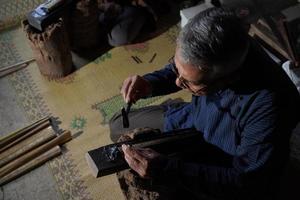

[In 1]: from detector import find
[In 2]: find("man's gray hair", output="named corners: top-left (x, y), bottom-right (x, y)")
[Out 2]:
top-left (177, 7), bottom-right (249, 81)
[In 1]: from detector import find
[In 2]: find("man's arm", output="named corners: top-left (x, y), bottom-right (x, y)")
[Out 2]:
top-left (143, 63), bottom-right (181, 96)
top-left (121, 63), bottom-right (181, 103)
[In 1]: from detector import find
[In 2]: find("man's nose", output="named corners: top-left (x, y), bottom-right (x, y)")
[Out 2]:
top-left (175, 78), bottom-right (185, 89)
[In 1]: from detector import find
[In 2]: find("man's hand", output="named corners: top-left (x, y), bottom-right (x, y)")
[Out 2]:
top-left (122, 144), bottom-right (166, 178)
top-left (121, 75), bottom-right (152, 103)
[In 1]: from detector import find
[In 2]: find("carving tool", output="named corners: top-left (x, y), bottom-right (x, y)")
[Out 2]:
top-left (122, 103), bottom-right (132, 128)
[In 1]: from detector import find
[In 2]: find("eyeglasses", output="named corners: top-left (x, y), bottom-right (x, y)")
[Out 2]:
top-left (170, 61), bottom-right (208, 95)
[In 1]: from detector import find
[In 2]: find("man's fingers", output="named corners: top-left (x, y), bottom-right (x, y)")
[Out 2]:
top-left (122, 145), bottom-right (161, 178)
top-left (140, 149), bottom-right (156, 158)
top-left (121, 78), bottom-right (132, 102)
top-left (123, 147), bottom-right (150, 178)
top-left (122, 144), bottom-right (146, 164)
top-left (124, 153), bottom-right (140, 170)
top-left (124, 154), bottom-right (148, 178)
top-left (133, 147), bottom-right (159, 158)
top-left (126, 76), bottom-right (138, 103)
top-left (121, 76), bottom-right (140, 103)
top-left (123, 145), bottom-right (146, 176)
top-left (120, 75), bottom-right (151, 104)
top-left (122, 145), bottom-right (159, 161)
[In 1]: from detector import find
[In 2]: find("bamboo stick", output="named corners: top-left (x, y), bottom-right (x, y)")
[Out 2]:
top-left (0, 120), bottom-right (51, 153)
top-left (0, 130), bottom-right (71, 178)
top-left (0, 126), bottom-right (56, 168)
top-left (0, 116), bottom-right (50, 147)
top-left (0, 58), bottom-right (35, 73)
top-left (0, 146), bottom-right (61, 186)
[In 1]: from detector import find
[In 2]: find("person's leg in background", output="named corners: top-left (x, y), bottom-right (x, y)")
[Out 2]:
top-left (108, 6), bottom-right (156, 46)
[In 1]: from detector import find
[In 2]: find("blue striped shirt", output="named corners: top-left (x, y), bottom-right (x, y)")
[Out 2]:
top-left (143, 41), bottom-right (300, 198)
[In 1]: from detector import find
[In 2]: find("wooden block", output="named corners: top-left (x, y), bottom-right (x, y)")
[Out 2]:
top-left (86, 144), bottom-right (127, 178)
top-left (86, 129), bottom-right (201, 178)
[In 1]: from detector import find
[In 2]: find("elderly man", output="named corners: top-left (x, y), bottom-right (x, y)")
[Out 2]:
top-left (109, 7), bottom-right (300, 200)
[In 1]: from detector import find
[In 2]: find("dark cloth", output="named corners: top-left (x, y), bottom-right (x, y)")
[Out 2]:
top-left (109, 40), bottom-right (300, 199)
top-left (109, 99), bottom-right (186, 142)
top-left (110, 105), bottom-right (165, 142)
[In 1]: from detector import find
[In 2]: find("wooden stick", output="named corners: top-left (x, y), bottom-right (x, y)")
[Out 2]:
top-left (0, 116), bottom-right (50, 147)
top-left (0, 126), bottom-right (56, 168)
top-left (0, 146), bottom-right (61, 186)
top-left (149, 53), bottom-right (157, 63)
top-left (135, 56), bottom-right (142, 63)
top-left (0, 130), bottom-right (71, 178)
top-left (0, 58), bottom-right (35, 73)
top-left (0, 120), bottom-right (51, 153)
top-left (131, 56), bottom-right (140, 64)
top-left (0, 64), bottom-right (28, 78)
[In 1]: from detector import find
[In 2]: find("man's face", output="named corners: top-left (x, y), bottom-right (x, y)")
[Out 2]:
top-left (173, 50), bottom-right (209, 96)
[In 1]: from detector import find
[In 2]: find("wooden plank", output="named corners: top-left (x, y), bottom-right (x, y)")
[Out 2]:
top-left (0, 146), bottom-right (61, 186)
top-left (250, 23), bottom-right (290, 60)
top-left (0, 126), bottom-right (56, 168)
top-left (0, 130), bottom-right (72, 178)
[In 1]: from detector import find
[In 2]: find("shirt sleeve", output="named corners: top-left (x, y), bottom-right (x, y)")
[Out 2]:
top-left (143, 63), bottom-right (181, 96)
top-left (160, 91), bottom-right (280, 195)
top-left (164, 102), bottom-right (195, 131)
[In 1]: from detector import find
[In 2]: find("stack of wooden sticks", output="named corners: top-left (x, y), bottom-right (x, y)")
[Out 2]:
top-left (0, 116), bottom-right (72, 185)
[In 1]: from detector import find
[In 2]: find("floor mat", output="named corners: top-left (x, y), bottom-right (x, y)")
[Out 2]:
top-left (1, 25), bottom-right (191, 199)
top-left (0, 0), bottom-right (44, 31)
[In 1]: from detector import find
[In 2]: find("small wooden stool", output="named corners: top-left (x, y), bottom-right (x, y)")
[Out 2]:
top-left (23, 19), bottom-right (73, 79)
